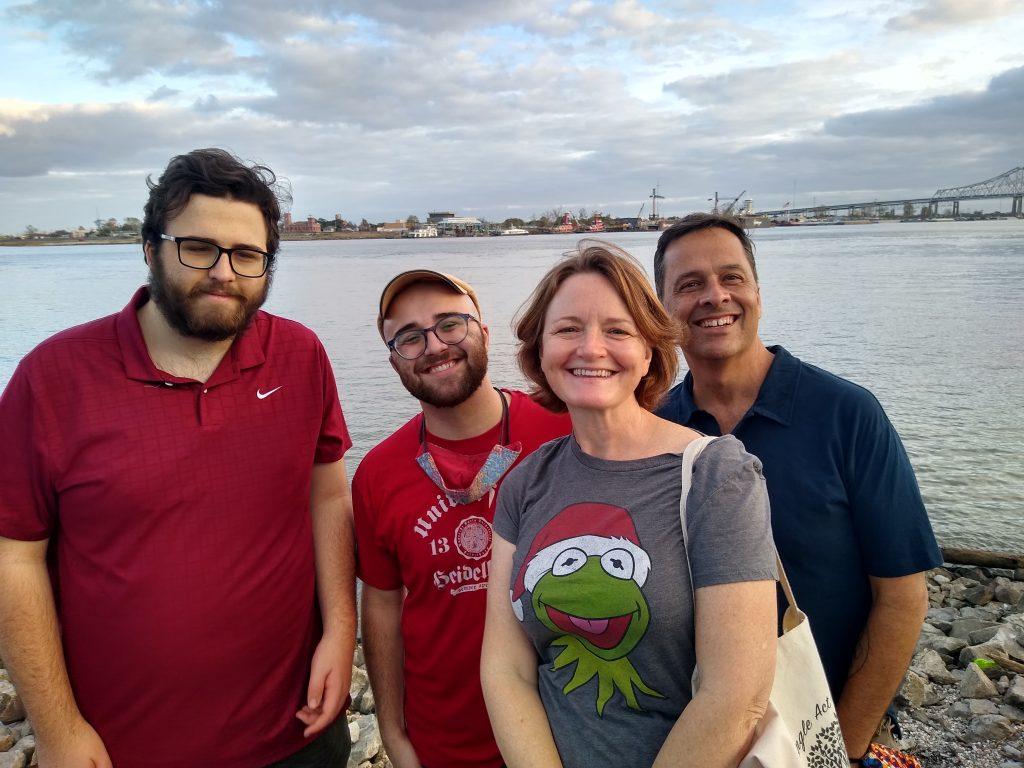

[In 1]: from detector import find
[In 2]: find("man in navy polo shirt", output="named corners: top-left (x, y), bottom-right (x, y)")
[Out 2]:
top-left (0, 149), bottom-right (355, 768)
top-left (653, 213), bottom-right (941, 763)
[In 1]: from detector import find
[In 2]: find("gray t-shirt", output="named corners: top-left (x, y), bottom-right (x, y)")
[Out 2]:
top-left (493, 434), bottom-right (776, 768)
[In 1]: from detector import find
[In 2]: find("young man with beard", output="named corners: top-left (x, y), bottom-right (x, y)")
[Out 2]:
top-left (0, 149), bottom-right (355, 768)
top-left (652, 213), bottom-right (941, 764)
top-left (354, 271), bottom-right (570, 768)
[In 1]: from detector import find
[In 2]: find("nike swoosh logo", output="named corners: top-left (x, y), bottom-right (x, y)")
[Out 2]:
top-left (256, 386), bottom-right (283, 400)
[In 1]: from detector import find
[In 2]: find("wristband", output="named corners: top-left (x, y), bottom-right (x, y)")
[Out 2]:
top-left (850, 753), bottom-right (882, 767)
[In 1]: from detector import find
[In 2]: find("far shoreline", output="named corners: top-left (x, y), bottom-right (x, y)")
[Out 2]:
top-left (0, 231), bottom-right (391, 248)
top-left (2, 217), bottom-right (1021, 249)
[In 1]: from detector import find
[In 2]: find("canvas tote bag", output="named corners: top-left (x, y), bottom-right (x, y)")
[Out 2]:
top-left (679, 436), bottom-right (848, 768)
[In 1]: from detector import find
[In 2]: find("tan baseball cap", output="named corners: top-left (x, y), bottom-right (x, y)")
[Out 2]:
top-left (377, 269), bottom-right (482, 339)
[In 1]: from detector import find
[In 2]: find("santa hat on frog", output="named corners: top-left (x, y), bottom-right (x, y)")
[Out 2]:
top-left (509, 502), bottom-right (652, 621)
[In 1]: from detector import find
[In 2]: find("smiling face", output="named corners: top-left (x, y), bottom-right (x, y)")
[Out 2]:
top-left (540, 272), bottom-right (652, 413)
top-left (145, 193), bottom-right (270, 342)
top-left (532, 550), bottom-right (650, 661)
top-left (382, 282), bottom-right (490, 408)
top-left (660, 227), bottom-right (762, 364)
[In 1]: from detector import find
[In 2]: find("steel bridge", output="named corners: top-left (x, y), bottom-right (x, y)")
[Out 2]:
top-left (753, 166), bottom-right (1024, 218)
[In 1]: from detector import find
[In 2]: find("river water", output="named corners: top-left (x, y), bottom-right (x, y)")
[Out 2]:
top-left (2, 221), bottom-right (1023, 551)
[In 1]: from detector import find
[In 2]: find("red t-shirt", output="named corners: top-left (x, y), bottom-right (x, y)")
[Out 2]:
top-left (353, 391), bottom-right (570, 768)
top-left (0, 288), bottom-right (351, 768)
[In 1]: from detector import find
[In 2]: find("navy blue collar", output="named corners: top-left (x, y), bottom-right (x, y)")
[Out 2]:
top-left (672, 345), bottom-right (801, 427)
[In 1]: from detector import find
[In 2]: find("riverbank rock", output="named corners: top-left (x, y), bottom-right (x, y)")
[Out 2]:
top-left (0, 684), bottom-right (24, 725)
top-left (1002, 705), bottom-right (1024, 723)
top-left (348, 714), bottom-right (382, 767)
top-left (969, 715), bottom-right (1015, 743)
top-left (912, 648), bottom-right (960, 684)
top-left (9, 739), bottom-right (32, 766)
top-left (899, 671), bottom-right (930, 707)
top-left (1007, 677), bottom-right (1024, 707)
top-left (0, 732), bottom-right (31, 768)
top-left (899, 563), bottom-right (1024, 765)
top-left (350, 665), bottom-right (371, 713)
top-left (952, 699), bottom-right (999, 719)
top-left (919, 632), bottom-right (968, 657)
top-left (927, 606), bottom-right (957, 632)
top-left (997, 582), bottom-right (1024, 606)
top-left (963, 663), bottom-right (1001, 699)
top-left (952, 617), bottom-right (1000, 640)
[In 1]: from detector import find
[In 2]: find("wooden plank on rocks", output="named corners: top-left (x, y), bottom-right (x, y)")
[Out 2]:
top-left (987, 650), bottom-right (1024, 675)
top-left (941, 547), bottom-right (1024, 570)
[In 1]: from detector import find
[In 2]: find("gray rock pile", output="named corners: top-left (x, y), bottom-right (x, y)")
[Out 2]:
top-left (898, 564), bottom-right (1024, 766)
top-left (0, 667), bottom-right (35, 768)
top-left (347, 645), bottom-right (391, 768)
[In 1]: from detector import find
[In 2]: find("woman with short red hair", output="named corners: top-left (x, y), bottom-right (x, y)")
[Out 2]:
top-left (481, 240), bottom-right (778, 768)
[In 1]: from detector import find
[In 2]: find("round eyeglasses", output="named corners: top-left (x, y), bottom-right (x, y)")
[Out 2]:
top-left (386, 313), bottom-right (480, 360)
top-left (160, 234), bottom-right (270, 278)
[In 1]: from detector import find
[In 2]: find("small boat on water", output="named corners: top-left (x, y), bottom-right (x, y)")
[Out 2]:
top-left (500, 227), bottom-right (529, 236)
top-left (551, 213), bottom-right (576, 234)
top-left (547, 213), bottom-right (606, 234)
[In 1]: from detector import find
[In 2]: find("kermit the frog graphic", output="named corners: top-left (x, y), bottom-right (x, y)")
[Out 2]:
top-left (510, 502), bottom-right (663, 716)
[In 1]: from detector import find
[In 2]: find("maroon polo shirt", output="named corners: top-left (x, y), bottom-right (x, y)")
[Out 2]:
top-left (0, 287), bottom-right (351, 768)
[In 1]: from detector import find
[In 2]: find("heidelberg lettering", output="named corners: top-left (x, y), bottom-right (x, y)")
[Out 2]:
top-left (433, 560), bottom-right (490, 593)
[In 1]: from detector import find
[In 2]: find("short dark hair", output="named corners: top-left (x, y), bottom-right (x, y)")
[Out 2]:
top-left (653, 213), bottom-right (757, 298)
top-left (142, 148), bottom-right (290, 263)
top-left (515, 240), bottom-right (682, 413)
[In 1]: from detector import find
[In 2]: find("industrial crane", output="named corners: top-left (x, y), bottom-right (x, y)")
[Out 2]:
top-left (722, 190), bottom-right (746, 215)
top-left (650, 186), bottom-right (664, 219)
top-left (710, 190), bottom-right (746, 214)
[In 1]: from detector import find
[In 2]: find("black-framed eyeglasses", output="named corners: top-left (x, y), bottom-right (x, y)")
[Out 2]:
top-left (159, 234), bottom-right (270, 278)
top-left (386, 313), bottom-right (480, 360)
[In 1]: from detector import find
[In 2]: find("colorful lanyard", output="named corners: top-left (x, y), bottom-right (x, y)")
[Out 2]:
top-left (415, 389), bottom-right (522, 506)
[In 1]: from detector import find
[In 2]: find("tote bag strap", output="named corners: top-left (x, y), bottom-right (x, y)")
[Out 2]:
top-left (678, 436), bottom-right (800, 616)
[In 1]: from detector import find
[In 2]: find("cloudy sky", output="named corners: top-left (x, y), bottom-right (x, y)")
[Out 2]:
top-left (1, 0), bottom-right (1022, 233)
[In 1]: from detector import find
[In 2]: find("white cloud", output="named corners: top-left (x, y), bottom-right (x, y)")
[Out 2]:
top-left (1, 0), bottom-right (1023, 232)
top-left (887, 0), bottom-right (1017, 31)
top-left (664, 53), bottom-right (868, 140)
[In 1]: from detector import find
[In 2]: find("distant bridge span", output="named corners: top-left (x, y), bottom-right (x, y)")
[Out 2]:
top-left (753, 166), bottom-right (1024, 218)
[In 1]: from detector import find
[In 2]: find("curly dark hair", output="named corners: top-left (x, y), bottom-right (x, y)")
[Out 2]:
top-left (141, 148), bottom-right (291, 264)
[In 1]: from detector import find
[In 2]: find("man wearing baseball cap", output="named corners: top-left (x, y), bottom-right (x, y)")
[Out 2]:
top-left (354, 270), bottom-right (569, 768)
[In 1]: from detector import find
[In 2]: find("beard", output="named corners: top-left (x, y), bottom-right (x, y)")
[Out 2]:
top-left (148, 257), bottom-right (270, 342)
top-left (397, 340), bottom-right (489, 408)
